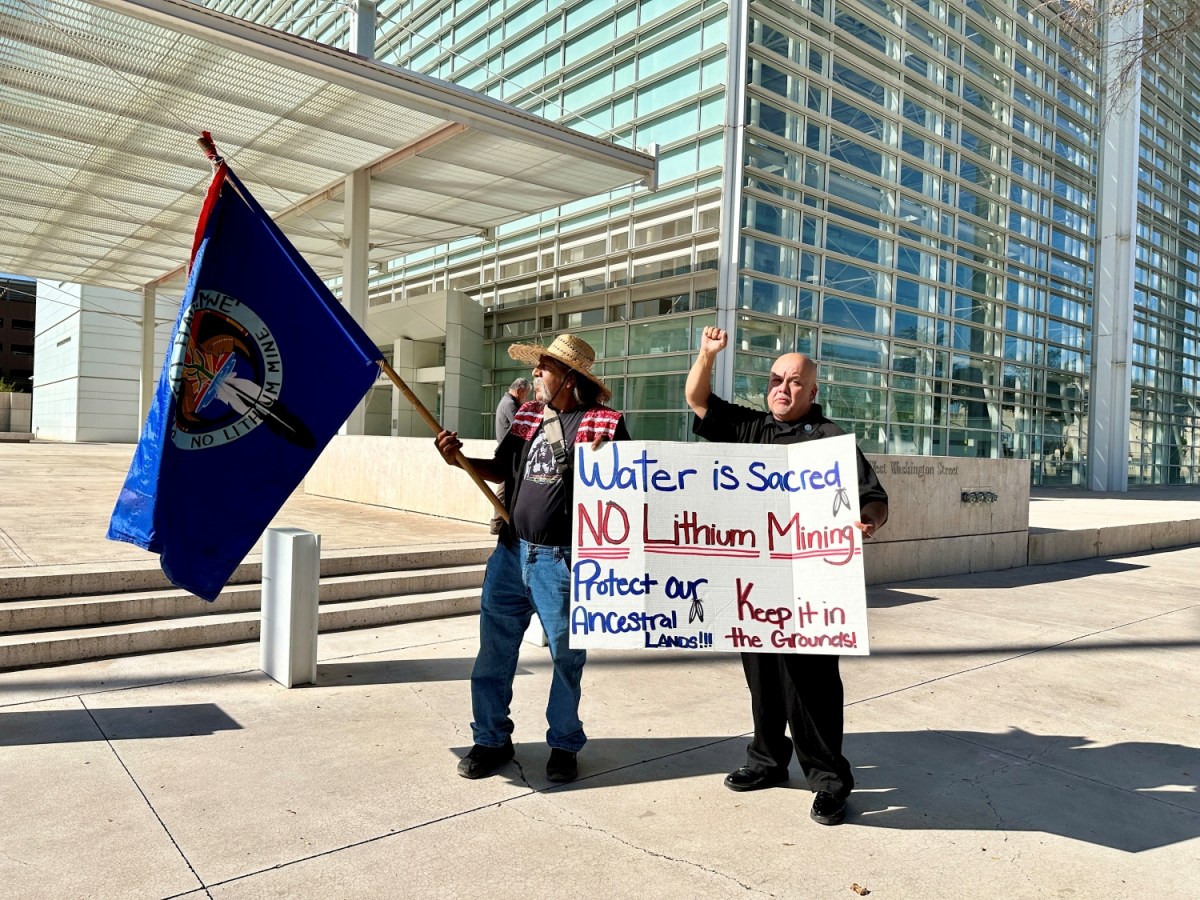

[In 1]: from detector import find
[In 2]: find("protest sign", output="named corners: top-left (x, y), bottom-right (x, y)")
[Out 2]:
top-left (569, 436), bottom-right (869, 655)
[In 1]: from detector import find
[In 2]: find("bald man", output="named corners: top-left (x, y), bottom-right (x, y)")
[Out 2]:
top-left (685, 326), bottom-right (889, 826)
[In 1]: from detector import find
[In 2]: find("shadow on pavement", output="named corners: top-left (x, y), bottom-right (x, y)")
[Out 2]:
top-left (845, 727), bottom-right (1200, 852)
top-left (876, 556), bottom-right (1150, 592)
top-left (0, 703), bottom-right (241, 745)
top-left (316, 657), bottom-right (495, 685)
top-left (472, 728), bottom-right (1200, 854)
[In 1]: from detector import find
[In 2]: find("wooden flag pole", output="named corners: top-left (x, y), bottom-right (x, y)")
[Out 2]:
top-left (378, 360), bottom-right (509, 524)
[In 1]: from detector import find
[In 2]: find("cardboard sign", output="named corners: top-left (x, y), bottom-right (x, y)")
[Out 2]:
top-left (569, 436), bottom-right (869, 655)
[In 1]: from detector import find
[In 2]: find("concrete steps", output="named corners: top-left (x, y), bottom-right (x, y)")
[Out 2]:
top-left (0, 542), bottom-right (493, 670)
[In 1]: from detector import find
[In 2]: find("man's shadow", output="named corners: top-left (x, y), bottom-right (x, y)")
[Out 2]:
top-left (845, 727), bottom-right (1198, 852)
top-left (490, 726), bottom-right (1198, 853)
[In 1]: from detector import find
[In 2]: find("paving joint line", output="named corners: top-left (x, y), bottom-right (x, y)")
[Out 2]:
top-left (79, 695), bottom-right (212, 899)
top-left (0, 526), bottom-right (35, 566)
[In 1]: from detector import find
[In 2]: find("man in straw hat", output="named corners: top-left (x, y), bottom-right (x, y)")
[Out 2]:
top-left (685, 325), bottom-right (888, 826)
top-left (435, 333), bottom-right (630, 783)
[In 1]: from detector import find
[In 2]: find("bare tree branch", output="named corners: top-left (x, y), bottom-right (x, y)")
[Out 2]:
top-left (1037, 0), bottom-right (1200, 91)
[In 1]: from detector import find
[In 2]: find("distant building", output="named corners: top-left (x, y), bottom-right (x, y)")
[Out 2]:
top-left (0, 275), bottom-right (36, 390)
top-left (31, 282), bottom-right (175, 442)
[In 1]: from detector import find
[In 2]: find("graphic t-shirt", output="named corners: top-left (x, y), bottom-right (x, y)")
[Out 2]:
top-left (511, 407), bottom-right (588, 546)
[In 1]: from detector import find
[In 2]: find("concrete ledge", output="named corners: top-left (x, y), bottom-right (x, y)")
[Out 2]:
top-left (1099, 523), bottom-right (1154, 558)
top-left (1151, 519), bottom-right (1195, 550)
top-left (865, 454), bottom-right (1030, 541)
top-left (306, 435), bottom-right (495, 522)
top-left (1029, 529), bottom-right (1100, 565)
top-left (0, 432), bottom-right (33, 442)
top-left (1029, 518), bottom-right (1200, 565)
top-left (867, 530), bottom-right (1027, 583)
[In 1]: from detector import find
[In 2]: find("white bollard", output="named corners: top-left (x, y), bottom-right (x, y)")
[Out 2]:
top-left (260, 527), bottom-right (321, 687)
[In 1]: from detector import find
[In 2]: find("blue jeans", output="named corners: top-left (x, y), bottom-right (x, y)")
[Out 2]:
top-left (470, 540), bottom-right (587, 752)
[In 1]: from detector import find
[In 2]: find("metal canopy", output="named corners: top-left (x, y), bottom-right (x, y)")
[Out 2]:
top-left (0, 0), bottom-right (656, 291)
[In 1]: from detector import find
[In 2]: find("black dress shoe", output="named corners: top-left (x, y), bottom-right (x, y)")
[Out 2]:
top-left (810, 790), bottom-right (847, 825)
top-left (546, 748), bottom-right (578, 783)
top-left (723, 766), bottom-right (789, 792)
top-left (457, 740), bottom-right (514, 779)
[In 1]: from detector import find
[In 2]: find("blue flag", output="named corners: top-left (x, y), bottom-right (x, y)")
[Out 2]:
top-left (108, 161), bottom-right (382, 600)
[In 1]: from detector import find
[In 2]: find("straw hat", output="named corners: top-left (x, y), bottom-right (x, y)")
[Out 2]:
top-left (508, 333), bottom-right (611, 403)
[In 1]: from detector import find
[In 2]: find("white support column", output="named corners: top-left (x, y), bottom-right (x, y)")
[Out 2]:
top-left (260, 527), bottom-right (321, 688)
top-left (341, 167), bottom-right (371, 436)
top-left (341, 0), bottom-right (375, 437)
top-left (713, 0), bottom-right (750, 400)
top-left (1088, 3), bottom-right (1144, 492)
top-left (442, 291), bottom-right (485, 436)
top-left (391, 337), bottom-right (440, 436)
top-left (349, 1), bottom-right (377, 58)
top-left (139, 285), bottom-right (156, 422)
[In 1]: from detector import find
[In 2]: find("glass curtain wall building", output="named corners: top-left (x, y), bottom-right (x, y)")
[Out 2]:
top-left (1132, 3), bottom-right (1200, 486)
top-left (210, 0), bottom-right (1200, 487)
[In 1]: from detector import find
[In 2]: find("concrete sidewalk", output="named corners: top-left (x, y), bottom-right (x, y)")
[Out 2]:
top-left (0, 442), bottom-right (492, 570)
top-left (1, 549), bottom-right (1197, 896)
top-left (1, 441), bottom-right (1198, 897)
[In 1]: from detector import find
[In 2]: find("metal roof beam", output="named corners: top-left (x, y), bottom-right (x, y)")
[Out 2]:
top-left (95, 0), bottom-right (655, 180)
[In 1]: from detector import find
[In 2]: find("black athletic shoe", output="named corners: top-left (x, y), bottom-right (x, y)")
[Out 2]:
top-left (457, 740), bottom-right (514, 779)
top-left (546, 748), bottom-right (578, 783)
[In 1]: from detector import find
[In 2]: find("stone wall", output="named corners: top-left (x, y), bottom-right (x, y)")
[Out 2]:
top-left (862, 454), bottom-right (1030, 583)
top-left (306, 434), bottom-right (498, 522)
top-left (0, 392), bottom-right (32, 437)
top-left (307, 436), bottom-right (1033, 584)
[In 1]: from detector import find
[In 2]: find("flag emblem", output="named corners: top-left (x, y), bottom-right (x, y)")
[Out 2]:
top-left (170, 290), bottom-right (285, 449)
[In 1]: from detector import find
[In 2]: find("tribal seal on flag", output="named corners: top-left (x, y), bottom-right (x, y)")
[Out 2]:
top-left (169, 290), bottom-right (313, 450)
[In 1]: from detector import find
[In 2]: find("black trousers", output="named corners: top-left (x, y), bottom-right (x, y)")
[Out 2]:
top-left (740, 651), bottom-right (854, 799)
